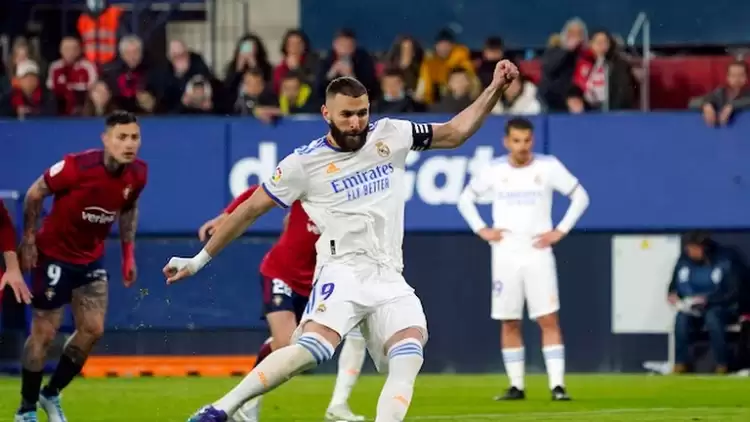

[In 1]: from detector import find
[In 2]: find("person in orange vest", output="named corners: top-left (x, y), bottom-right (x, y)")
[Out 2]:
top-left (77, 0), bottom-right (125, 66)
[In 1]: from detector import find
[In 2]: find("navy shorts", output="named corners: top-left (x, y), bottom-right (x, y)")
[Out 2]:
top-left (31, 253), bottom-right (108, 310)
top-left (260, 275), bottom-right (308, 322)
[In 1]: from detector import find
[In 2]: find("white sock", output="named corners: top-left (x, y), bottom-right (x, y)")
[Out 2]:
top-left (543, 344), bottom-right (565, 389)
top-left (328, 331), bottom-right (367, 409)
top-left (501, 347), bottom-right (525, 390)
top-left (375, 339), bottom-right (424, 422)
top-left (214, 333), bottom-right (334, 415)
top-left (232, 396), bottom-right (262, 421)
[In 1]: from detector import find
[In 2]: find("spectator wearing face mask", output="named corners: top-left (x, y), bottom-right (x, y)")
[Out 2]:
top-left (372, 69), bottom-right (423, 114)
top-left (416, 28), bottom-right (476, 105)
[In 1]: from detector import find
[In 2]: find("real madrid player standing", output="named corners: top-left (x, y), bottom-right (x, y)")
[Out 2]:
top-left (164, 60), bottom-right (519, 422)
top-left (457, 117), bottom-right (589, 401)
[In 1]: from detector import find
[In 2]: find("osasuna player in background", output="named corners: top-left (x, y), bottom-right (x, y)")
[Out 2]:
top-left (198, 185), bottom-right (366, 422)
top-left (165, 60), bottom-right (518, 422)
top-left (15, 111), bottom-right (147, 422)
top-left (1, 201), bottom-right (32, 304)
top-left (456, 117), bottom-right (589, 401)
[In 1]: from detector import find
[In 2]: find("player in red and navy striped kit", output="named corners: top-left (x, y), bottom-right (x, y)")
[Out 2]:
top-left (0, 201), bottom-right (32, 305)
top-left (198, 185), bottom-right (366, 421)
top-left (15, 111), bottom-right (147, 422)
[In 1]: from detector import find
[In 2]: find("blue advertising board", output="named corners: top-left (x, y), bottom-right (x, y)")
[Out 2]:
top-left (1, 112), bottom-right (749, 233)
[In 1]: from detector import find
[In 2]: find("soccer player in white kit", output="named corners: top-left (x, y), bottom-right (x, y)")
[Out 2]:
top-left (457, 117), bottom-right (590, 401)
top-left (164, 60), bottom-right (519, 422)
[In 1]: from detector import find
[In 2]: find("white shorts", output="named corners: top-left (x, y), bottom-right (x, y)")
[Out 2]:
top-left (292, 261), bottom-right (428, 373)
top-left (490, 243), bottom-right (560, 321)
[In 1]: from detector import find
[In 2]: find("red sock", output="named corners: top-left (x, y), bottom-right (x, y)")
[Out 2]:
top-left (253, 342), bottom-right (273, 368)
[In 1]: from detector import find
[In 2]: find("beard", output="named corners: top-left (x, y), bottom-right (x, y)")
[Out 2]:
top-left (329, 121), bottom-right (369, 152)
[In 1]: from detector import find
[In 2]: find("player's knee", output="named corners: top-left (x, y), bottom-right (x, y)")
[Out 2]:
top-left (384, 326), bottom-right (426, 352)
top-left (536, 312), bottom-right (560, 331)
top-left (502, 319), bottom-right (522, 334)
top-left (300, 320), bottom-right (342, 346)
top-left (295, 332), bottom-right (336, 365)
top-left (30, 325), bottom-right (57, 347)
top-left (78, 318), bottom-right (105, 339)
top-left (31, 319), bottom-right (58, 345)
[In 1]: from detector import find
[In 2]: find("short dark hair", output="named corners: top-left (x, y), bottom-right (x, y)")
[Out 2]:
top-left (335, 28), bottom-right (356, 40)
top-left (105, 110), bottom-right (137, 127)
top-left (244, 68), bottom-right (265, 79)
top-left (283, 70), bottom-right (304, 83)
top-left (683, 230), bottom-right (712, 247)
top-left (326, 76), bottom-right (367, 99)
top-left (382, 68), bottom-right (404, 79)
top-left (484, 36), bottom-right (504, 50)
top-left (505, 117), bottom-right (534, 134)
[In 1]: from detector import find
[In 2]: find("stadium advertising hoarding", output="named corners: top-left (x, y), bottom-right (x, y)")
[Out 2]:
top-left (1, 113), bottom-right (749, 233)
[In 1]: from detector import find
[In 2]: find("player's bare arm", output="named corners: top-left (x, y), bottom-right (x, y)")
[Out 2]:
top-left (164, 188), bottom-right (277, 283)
top-left (119, 201), bottom-right (139, 286)
top-left (20, 175), bottom-right (53, 270)
top-left (430, 60), bottom-right (519, 150)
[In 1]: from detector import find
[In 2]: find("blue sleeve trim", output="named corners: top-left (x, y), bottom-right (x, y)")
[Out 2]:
top-left (261, 183), bottom-right (290, 209)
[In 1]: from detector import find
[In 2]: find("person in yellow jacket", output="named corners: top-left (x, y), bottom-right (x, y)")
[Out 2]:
top-left (416, 29), bottom-right (479, 105)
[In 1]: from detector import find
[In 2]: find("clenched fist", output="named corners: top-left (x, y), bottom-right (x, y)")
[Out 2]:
top-left (492, 60), bottom-right (520, 88)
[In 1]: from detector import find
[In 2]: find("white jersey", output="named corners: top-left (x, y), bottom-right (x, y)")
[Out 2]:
top-left (466, 154), bottom-right (579, 237)
top-left (262, 118), bottom-right (432, 272)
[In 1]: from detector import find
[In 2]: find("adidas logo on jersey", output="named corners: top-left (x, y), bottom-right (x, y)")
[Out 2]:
top-left (326, 162), bottom-right (340, 174)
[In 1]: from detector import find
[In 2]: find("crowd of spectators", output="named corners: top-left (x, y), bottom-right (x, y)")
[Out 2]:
top-left (0, 16), bottom-right (746, 123)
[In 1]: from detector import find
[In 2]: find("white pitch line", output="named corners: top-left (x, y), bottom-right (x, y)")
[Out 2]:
top-left (406, 407), bottom-right (748, 420)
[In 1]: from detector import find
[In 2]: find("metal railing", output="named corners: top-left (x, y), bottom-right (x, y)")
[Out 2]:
top-left (627, 12), bottom-right (651, 111)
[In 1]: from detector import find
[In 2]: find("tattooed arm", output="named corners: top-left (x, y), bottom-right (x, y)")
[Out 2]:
top-left (20, 176), bottom-right (53, 270)
top-left (120, 201), bottom-right (139, 285)
top-left (119, 202), bottom-right (138, 243)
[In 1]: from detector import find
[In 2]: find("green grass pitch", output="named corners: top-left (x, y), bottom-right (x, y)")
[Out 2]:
top-left (1, 374), bottom-right (748, 421)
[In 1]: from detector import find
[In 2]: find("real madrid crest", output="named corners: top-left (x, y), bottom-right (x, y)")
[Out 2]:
top-left (123, 185), bottom-right (132, 200)
top-left (316, 303), bottom-right (327, 313)
top-left (45, 288), bottom-right (56, 300)
top-left (273, 295), bottom-right (283, 306)
top-left (376, 141), bottom-right (390, 157)
top-left (534, 175), bottom-right (542, 185)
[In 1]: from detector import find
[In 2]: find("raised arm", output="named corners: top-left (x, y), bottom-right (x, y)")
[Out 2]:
top-left (430, 60), bottom-right (519, 150)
